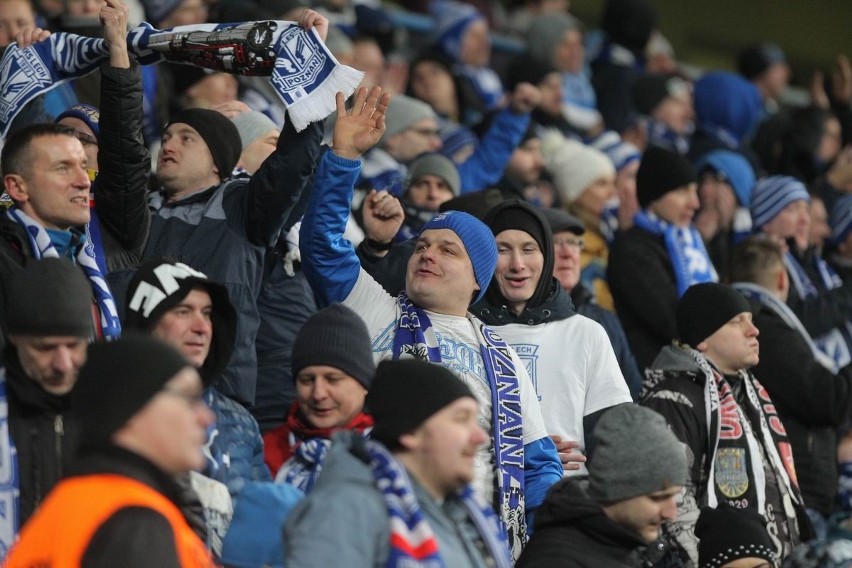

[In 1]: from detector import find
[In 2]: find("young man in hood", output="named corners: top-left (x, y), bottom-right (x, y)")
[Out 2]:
top-left (470, 200), bottom-right (632, 476)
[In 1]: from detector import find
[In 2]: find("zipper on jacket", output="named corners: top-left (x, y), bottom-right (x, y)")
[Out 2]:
top-left (54, 414), bottom-right (64, 477)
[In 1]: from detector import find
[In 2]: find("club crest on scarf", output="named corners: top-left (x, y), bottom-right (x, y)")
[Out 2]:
top-left (0, 20), bottom-right (364, 137)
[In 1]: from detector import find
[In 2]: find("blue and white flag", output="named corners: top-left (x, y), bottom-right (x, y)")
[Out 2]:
top-left (0, 20), bottom-right (363, 137)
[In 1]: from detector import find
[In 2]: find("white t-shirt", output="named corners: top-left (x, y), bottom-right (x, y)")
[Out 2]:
top-left (495, 315), bottom-right (632, 476)
top-left (344, 269), bottom-right (549, 498)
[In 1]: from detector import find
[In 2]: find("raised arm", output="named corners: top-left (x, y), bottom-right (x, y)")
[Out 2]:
top-left (300, 86), bottom-right (390, 305)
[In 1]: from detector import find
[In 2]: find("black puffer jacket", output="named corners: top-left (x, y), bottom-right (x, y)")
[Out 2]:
top-left (517, 478), bottom-right (655, 568)
top-left (5, 346), bottom-right (81, 526)
top-left (91, 59), bottom-right (151, 273)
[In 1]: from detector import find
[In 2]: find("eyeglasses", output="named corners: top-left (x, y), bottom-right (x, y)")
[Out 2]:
top-left (74, 131), bottom-right (98, 147)
top-left (408, 127), bottom-right (441, 138)
top-left (553, 237), bottom-right (585, 250)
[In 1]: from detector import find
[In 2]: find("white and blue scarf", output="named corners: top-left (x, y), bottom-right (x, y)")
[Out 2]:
top-left (732, 282), bottom-right (839, 374)
top-left (0, 20), bottom-right (363, 137)
top-left (0, 371), bottom-right (19, 560)
top-left (275, 437), bottom-right (330, 494)
top-left (366, 439), bottom-right (509, 568)
top-left (634, 210), bottom-right (718, 297)
top-left (391, 293), bottom-right (526, 559)
top-left (6, 206), bottom-right (120, 340)
top-left (783, 251), bottom-right (852, 370)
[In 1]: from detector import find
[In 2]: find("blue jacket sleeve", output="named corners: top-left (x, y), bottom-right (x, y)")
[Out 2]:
top-left (299, 150), bottom-right (363, 307)
top-left (457, 109), bottom-right (530, 193)
top-left (523, 436), bottom-right (562, 528)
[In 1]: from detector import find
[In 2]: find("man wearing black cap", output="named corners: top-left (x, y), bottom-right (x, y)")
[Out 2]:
top-left (737, 42), bottom-right (790, 110)
top-left (139, 12), bottom-right (328, 408)
top-left (5, 336), bottom-right (217, 567)
top-left (124, 259), bottom-right (271, 499)
top-left (641, 282), bottom-right (808, 567)
top-left (286, 359), bottom-right (510, 568)
top-left (0, 259), bottom-right (93, 555)
top-left (608, 145), bottom-right (717, 370)
top-left (471, 200), bottom-right (632, 477)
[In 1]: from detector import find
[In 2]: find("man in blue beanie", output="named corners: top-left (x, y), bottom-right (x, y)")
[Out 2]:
top-left (300, 86), bottom-right (562, 561)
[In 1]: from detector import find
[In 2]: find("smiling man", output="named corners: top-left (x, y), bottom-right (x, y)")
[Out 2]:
top-left (300, 86), bottom-right (561, 560)
top-left (471, 200), bottom-right (631, 478)
top-left (641, 283), bottom-right (808, 566)
top-left (262, 303), bottom-right (375, 488)
top-left (0, 123), bottom-right (118, 347)
top-left (517, 404), bottom-right (686, 567)
top-left (286, 359), bottom-right (510, 568)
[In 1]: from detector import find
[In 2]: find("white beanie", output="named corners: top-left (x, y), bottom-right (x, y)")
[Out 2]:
top-left (541, 132), bottom-right (615, 204)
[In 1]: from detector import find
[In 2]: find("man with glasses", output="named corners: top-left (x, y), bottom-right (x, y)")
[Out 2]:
top-left (470, 200), bottom-right (632, 478)
top-left (5, 336), bottom-right (218, 567)
top-left (544, 207), bottom-right (643, 399)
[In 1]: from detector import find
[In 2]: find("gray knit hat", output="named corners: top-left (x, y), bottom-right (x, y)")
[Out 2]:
top-left (588, 404), bottom-right (687, 502)
top-left (230, 111), bottom-right (278, 150)
top-left (291, 304), bottom-right (375, 389)
top-left (408, 153), bottom-right (461, 196)
top-left (381, 95), bottom-right (438, 140)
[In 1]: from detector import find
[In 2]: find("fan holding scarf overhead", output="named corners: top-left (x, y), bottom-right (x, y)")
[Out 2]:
top-left (0, 14), bottom-right (364, 137)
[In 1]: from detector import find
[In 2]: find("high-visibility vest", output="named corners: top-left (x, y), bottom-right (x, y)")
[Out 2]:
top-left (5, 473), bottom-right (214, 567)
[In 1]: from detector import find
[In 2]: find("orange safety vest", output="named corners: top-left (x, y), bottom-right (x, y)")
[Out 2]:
top-left (5, 473), bottom-right (214, 568)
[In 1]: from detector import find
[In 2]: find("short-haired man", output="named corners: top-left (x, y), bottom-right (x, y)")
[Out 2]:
top-left (137, 11), bottom-right (328, 407)
top-left (641, 282), bottom-right (809, 566)
top-left (731, 235), bottom-right (852, 537)
top-left (286, 359), bottom-right (510, 568)
top-left (392, 152), bottom-right (461, 241)
top-left (471, 200), bottom-right (632, 475)
top-left (263, 303), bottom-right (375, 487)
top-left (0, 258), bottom-right (93, 555)
top-left (300, 86), bottom-right (561, 559)
top-left (517, 404), bottom-right (687, 567)
top-left (124, 259), bottom-right (271, 497)
top-left (5, 336), bottom-right (216, 566)
top-left (0, 123), bottom-right (120, 347)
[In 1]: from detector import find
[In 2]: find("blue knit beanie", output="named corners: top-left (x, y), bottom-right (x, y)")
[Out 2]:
top-left (695, 150), bottom-right (756, 207)
top-left (830, 195), bottom-right (852, 246)
top-left (420, 211), bottom-right (497, 303)
top-left (589, 130), bottom-right (641, 172)
top-left (430, 0), bottom-right (483, 62)
top-left (55, 104), bottom-right (100, 141)
top-left (750, 175), bottom-right (810, 230)
top-left (694, 72), bottom-right (763, 145)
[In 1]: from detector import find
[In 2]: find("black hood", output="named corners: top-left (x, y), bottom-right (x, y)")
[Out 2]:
top-left (482, 200), bottom-right (555, 313)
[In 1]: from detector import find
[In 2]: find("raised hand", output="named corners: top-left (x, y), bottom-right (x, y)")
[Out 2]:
top-left (101, 0), bottom-right (130, 69)
top-left (13, 27), bottom-right (51, 49)
top-left (332, 86), bottom-right (390, 160)
top-left (298, 8), bottom-right (329, 44)
top-left (362, 189), bottom-right (404, 246)
top-left (550, 434), bottom-right (587, 472)
top-left (508, 82), bottom-right (542, 115)
top-left (211, 100), bottom-right (252, 119)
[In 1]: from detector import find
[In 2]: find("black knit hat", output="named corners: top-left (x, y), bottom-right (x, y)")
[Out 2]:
top-left (5, 258), bottom-right (93, 337)
top-left (291, 304), bottom-right (375, 389)
top-left (600, 0), bottom-right (657, 55)
top-left (636, 146), bottom-right (697, 208)
top-left (633, 73), bottom-right (689, 116)
top-left (737, 42), bottom-right (786, 80)
top-left (368, 360), bottom-right (475, 448)
top-left (695, 505), bottom-right (775, 568)
top-left (166, 108), bottom-right (242, 181)
top-left (74, 335), bottom-right (193, 445)
top-left (124, 259), bottom-right (236, 386)
top-left (676, 283), bottom-right (751, 348)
